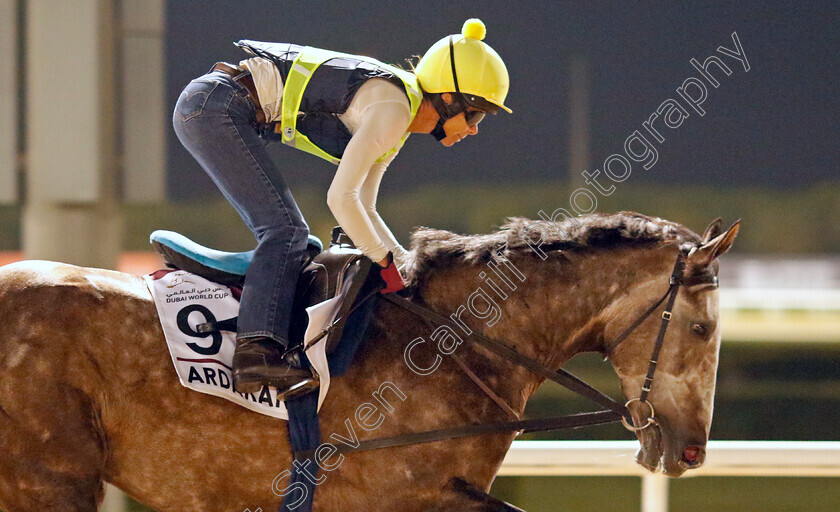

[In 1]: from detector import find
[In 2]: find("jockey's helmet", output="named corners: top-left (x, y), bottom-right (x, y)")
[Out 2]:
top-left (414, 18), bottom-right (512, 114)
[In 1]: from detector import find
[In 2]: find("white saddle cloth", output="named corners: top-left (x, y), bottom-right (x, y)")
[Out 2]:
top-left (144, 270), bottom-right (338, 420)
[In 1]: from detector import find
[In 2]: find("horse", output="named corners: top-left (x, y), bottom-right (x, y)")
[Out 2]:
top-left (0, 212), bottom-right (738, 512)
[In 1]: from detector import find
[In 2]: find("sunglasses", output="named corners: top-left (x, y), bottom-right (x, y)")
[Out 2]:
top-left (464, 109), bottom-right (486, 127)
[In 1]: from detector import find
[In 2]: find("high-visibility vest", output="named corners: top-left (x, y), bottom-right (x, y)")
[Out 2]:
top-left (237, 41), bottom-right (423, 165)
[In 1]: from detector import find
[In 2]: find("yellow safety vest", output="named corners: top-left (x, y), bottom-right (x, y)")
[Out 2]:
top-left (278, 46), bottom-right (423, 165)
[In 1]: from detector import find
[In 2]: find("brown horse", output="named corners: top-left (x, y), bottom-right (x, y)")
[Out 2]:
top-left (0, 212), bottom-right (738, 512)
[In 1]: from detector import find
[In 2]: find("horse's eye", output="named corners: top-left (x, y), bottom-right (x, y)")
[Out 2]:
top-left (692, 323), bottom-right (708, 336)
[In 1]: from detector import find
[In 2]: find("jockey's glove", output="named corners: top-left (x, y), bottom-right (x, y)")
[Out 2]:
top-left (378, 252), bottom-right (405, 294)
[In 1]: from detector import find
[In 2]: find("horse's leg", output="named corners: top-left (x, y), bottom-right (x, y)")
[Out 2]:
top-left (0, 382), bottom-right (106, 511)
top-left (423, 477), bottom-right (526, 512)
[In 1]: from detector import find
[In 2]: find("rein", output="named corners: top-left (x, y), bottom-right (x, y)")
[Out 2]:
top-left (295, 252), bottom-right (695, 459)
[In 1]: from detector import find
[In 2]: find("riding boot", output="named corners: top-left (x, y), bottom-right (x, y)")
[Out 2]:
top-left (232, 337), bottom-right (320, 400)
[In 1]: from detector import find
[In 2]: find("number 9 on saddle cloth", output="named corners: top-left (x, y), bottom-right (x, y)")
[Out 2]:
top-left (149, 227), bottom-right (378, 364)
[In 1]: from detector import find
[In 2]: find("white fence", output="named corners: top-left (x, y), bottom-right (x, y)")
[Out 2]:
top-left (102, 440), bottom-right (840, 512)
top-left (717, 257), bottom-right (840, 343)
top-left (498, 440), bottom-right (840, 512)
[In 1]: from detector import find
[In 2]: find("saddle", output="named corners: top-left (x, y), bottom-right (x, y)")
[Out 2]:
top-left (150, 227), bottom-right (374, 353)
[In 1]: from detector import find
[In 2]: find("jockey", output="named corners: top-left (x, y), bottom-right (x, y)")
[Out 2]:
top-left (172, 19), bottom-right (511, 400)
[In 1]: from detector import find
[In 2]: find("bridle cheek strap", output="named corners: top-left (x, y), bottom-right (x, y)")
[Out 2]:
top-left (617, 253), bottom-right (687, 431)
top-left (639, 255), bottom-right (686, 402)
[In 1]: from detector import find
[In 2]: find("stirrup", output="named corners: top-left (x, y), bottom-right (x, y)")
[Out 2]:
top-left (280, 343), bottom-right (306, 368)
top-left (277, 345), bottom-right (320, 400)
top-left (276, 374), bottom-right (321, 401)
top-left (233, 364), bottom-right (319, 397)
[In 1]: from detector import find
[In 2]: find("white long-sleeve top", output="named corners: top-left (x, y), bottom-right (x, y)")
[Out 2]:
top-left (240, 57), bottom-right (411, 267)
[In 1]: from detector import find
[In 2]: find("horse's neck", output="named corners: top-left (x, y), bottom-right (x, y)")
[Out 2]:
top-left (415, 248), bottom-right (664, 414)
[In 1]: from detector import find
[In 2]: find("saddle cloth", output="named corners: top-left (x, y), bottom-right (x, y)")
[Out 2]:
top-left (144, 269), bottom-right (340, 420)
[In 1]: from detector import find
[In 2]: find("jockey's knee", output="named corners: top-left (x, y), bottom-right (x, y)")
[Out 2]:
top-left (256, 225), bottom-right (309, 248)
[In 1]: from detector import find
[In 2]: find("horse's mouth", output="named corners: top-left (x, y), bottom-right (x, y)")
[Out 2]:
top-left (634, 422), bottom-right (664, 472)
top-left (634, 423), bottom-right (699, 477)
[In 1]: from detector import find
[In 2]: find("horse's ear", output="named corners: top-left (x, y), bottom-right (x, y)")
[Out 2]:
top-left (688, 219), bottom-right (741, 267)
top-left (701, 217), bottom-right (723, 243)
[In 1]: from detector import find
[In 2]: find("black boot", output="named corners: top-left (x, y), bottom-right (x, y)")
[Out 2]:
top-left (232, 337), bottom-right (319, 400)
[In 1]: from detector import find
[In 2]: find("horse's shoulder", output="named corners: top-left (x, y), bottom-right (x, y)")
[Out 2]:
top-left (0, 260), bottom-right (151, 301)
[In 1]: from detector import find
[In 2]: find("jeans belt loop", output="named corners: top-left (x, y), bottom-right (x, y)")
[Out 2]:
top-left (212, 61), bottom-right (267, 125)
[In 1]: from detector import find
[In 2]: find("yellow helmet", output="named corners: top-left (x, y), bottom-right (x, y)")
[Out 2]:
top-left (415, 19), bottom-right (512, 113)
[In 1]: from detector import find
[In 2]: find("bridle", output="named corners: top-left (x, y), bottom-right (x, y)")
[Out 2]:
top-left (610, 252), bottom-right (689, 431)
top-left (294, 249), bottom-right (718, 459)
top-left (610, 251), bottom-right (717, 430)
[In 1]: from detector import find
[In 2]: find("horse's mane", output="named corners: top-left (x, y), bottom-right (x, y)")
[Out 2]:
top-left (406, 211), bottom-right (702, 284)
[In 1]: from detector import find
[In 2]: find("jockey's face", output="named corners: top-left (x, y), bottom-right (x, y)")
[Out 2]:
top-left (439, 112), bottom-right (480, 147)
top-left (438, 93), bottom-right (484, 147)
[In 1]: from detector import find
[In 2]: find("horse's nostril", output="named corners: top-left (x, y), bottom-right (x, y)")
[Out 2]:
top-left (683, 445), bottom-right (704, 465)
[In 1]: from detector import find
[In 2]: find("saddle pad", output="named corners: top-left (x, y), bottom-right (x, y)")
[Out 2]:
top-left (143, 270), bottom-right (339, 420)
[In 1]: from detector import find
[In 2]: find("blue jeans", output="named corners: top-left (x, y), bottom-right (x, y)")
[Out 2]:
top-left (172, 69), bottom-right (309, 346)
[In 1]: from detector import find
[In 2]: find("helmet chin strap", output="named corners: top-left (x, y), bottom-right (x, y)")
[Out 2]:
top-left (429, 96), bottom-right (462, 141)
top-left (433, 115), bottom-right (472, 146)
top-left (431, 119), bottom-right (447, 141)
top-left (430, 35), bottom-right (467, 142)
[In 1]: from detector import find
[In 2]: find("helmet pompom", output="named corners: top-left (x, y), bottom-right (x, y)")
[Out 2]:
top-left (462, 18), bottom-right (486, 41)
top-left (415, 16), bottom-right (511, 113)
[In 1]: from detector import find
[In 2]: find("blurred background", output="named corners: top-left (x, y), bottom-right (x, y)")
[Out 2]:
top-left (0, 1), bottom-right (837, 511)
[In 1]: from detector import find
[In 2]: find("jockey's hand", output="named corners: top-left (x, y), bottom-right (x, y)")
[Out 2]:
top-left (378, 252), bottom-right (405, 294)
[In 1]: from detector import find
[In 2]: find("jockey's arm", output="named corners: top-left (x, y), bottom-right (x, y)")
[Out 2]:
top-left (326, 97), bottom-right (411, 268)
top-left (359, 161), bottom-right (411, 270)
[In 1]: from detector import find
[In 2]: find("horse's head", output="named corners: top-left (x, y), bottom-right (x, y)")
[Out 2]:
top-left (408, 213), bottom-right (740, 476)
top-left (604, 218), bottom-right (740, 477)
